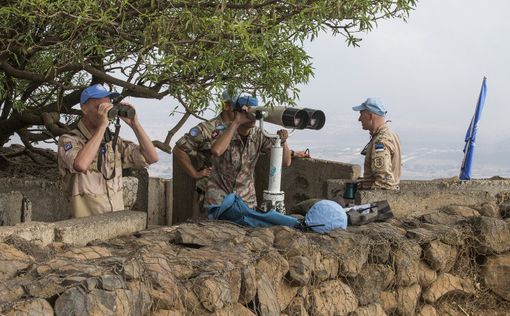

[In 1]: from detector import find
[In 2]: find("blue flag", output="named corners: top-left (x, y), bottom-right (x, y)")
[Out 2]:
top-left (460, 77), bottom-right (488, 180)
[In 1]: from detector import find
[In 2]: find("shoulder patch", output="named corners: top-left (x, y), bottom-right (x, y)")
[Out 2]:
top-left (374, 156), bottom-right (384, 169)
top-left (64, 143), bottom-right (73, 152)
top-left (189, 127), bottom-right (201, 137)
top-left (375, 143), bottom-right (385, 152)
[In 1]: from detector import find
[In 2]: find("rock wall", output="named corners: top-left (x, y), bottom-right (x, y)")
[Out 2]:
top-left (1, 203), bottom-right (510, 315)
top-left (328, 178), bottom-right (510, 218)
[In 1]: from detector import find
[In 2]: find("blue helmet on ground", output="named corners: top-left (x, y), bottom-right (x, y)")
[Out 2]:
top-left (304, 200), bottom-right (347, 233)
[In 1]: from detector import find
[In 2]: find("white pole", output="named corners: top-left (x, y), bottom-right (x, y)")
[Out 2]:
top-left (268, 136), bottom-right (283, 192)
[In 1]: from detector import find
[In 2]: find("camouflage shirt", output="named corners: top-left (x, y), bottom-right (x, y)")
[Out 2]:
top-left (204, 126), bottom-right (273, 208)
top-left (363, 123), bottom-right (401, 190)
top-left (175, 115), bottom-right (228, 191)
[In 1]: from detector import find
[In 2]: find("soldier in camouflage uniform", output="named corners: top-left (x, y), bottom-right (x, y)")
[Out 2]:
top-left (58, 84), bottom-right (159, 217)
top-left (352, 98), bottom-right (401, 190)
top-left (173, 91), bottom-right (235, 216)
top-left (205, 95), bottom-right (292, 209)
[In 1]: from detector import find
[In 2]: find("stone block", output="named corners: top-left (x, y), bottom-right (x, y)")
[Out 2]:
top-left (148, 177), bottom-right (167, 226)
top-left (0, 222), bottom-right (55, 246)
top-left (0, 191), bottom-right (23, 226)
top-left (482, 254), bottom-right (510, 301)
top-left (53, 211), bottom-right (146, 246)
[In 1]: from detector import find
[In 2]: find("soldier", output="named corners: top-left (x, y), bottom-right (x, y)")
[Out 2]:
top-left (205, 95), bottom-right (292, 209)
top-left (352, 98), bottom-right (401, 190)
top-left (173, 91), bottom-right (236, 217)
top-left (58, 84), bottom-right (159, 217)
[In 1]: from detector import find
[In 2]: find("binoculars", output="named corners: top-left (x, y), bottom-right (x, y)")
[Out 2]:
top-left (107, 103), bottom-right (136, 120)
top-left (248, 106), bottom-right (326, 130)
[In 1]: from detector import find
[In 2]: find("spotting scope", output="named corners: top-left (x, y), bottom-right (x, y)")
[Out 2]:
top-left (247, 106), bottom-right (325, 130)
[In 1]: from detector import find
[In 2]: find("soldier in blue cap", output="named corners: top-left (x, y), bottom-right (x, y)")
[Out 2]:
top-left (204, 95), bottom-right (293, 209)
top-left (352, 98), bottom-right (401, 190)
top-left (57, 84), bottom-right (159, 217)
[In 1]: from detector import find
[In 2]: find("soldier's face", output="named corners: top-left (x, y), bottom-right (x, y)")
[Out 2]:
top-left (358, 110), bottom-right (372, 130)
top-left (83, 97), bottom-right (111, 125)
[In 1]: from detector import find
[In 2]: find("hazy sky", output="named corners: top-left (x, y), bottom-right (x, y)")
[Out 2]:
top-left (125, 0), bottom-right (509, 179)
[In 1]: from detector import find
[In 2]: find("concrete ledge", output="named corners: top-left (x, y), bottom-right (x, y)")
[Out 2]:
top-left (0, 222), bottom-right (55, 246)
top-left (328, 179), bottom-right (510, 218)
top-left (53, 211), bottom-right (147, 246)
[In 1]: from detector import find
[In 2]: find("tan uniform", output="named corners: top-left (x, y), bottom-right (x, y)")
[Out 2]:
top-left (204, 126), bottom-right (273, 208)
top-left (363, 123), bottom-right (401, 190)
top-left (175, 115), bottom-right (227, 192)
top-left (58, 120), bottom-right (148, 217)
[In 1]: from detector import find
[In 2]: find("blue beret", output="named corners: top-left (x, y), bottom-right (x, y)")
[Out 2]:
top-left (352, 98), bottom-right (387, 117)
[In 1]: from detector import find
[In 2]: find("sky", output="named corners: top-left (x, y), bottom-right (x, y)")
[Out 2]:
top-left (11, 0), bottom-right (510, 180)
top-left (127, 0), bottom-right (510, 179)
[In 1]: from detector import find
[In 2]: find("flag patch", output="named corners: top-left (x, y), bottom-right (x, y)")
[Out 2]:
top-left (375, 143), bottom-right (385, 152)
top-left (64, 143), bottom-right (73, 151)
top-left (190, 127), bottom-right (200, 137)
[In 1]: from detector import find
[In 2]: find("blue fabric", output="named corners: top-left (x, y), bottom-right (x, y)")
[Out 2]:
top-left (80, 84), bottom-right (120, 105)
top-left (304, 200), bottom-right (347, 233)
top-left (352, 98), bottom-right (387, 117)
top-left (208, 193), bottom-right (300, 228)
top-left (233, 95), bottom-right (258, 110)
top-left (460, 77), bottom-right (488, 180)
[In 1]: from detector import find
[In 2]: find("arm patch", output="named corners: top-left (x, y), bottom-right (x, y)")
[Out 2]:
top-left (64, 143), bottom-right (73, 151)
top-left (375, 143), bottom-right (385, 152)
top-left (190, 127), bottom-right (201, 137)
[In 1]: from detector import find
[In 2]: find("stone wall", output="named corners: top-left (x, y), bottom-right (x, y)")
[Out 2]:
top-left (328, 178), bottom-right (510, 218)
top-left (0, 176), bottom-right (143, 225)
top-left (255, 155), bottom-right (361, 209)
top-left (1, 204), bottom-right (509, 315)
top-left (172, 156), bottom-right (360, 224)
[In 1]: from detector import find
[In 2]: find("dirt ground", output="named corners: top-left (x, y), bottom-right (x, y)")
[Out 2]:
top-left (0, 145), bottom-right (59, 181)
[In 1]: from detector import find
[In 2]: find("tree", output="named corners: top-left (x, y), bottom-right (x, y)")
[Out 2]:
top-left (0, 0), bottom-right (417, 160)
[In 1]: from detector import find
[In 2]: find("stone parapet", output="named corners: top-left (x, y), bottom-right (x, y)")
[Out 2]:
top-left (328, 179), bottom-right (510, 218)
top-left (53, 211), bottom-right (147, 246)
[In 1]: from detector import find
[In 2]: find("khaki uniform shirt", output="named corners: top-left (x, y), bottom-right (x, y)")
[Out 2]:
top-left (205, 126), bottom-right (273, 208)
top-left (58, 120), bottom-right (148, 217)
top-left (363, 123), bottom-right (401, 190)
top-left (175, 115), bottom-right (227, 192)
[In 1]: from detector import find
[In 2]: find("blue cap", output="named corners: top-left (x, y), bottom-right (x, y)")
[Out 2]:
top-left (80, 84), bottom-right (120, 105)
top-left (352, 98), bottom-right (387, 117)
top-left (233, 95), bottom-right (258, 110)
top-left (304, 200), bottom-right (347, 233)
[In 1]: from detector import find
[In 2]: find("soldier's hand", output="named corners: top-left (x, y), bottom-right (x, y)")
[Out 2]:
top-left (277, 129), bottom-right (288, 143)
top-left (233, 111), bottom-right (254, 125)
top-left (294, 150), bottom-right (310, 158)
top-left (98, 102), bottom-right (113, 127)
top-left (194, 167), bottom-right (212, 179)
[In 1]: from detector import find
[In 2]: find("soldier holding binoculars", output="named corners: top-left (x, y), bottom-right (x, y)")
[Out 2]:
top-left (57, 84), bottom-right (158, 218)
top-left (203, 95), bottom-right (293, 209)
